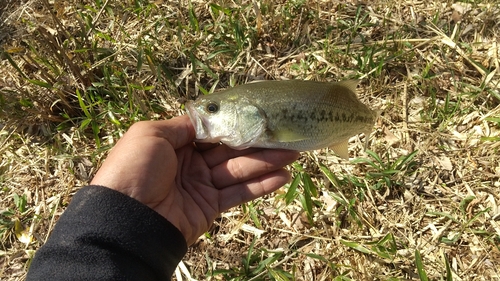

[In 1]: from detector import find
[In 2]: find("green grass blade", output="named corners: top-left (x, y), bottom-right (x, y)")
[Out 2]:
top-left (188, 4), bottom-right (199, 32)
top-left (415, 249), bottom-right (428, 281)
top-left (299, 193), bottom-right (313, 225)
top-left (302, 173), bottom-right (318, 198)
top-left (393, 150), bottom-right (418, 171)
top-left (27, 79), bottom-right (52, 88)
top-left (76, 89), bottom-right (92, 119)
top-left (319, 164), bottom-right (341, 187)
top-left (444, 253), bottom-right (453, 281)
top-left (2, 51), bottom-right (27, 78)
top-left (244, 238), bottom-right (256, 273)
top-left (285, 174), bottom-right (300, 205)
top-left (365, 149), bottom-right (384, 167)
top-left (340, 240), bottom-right (371, 255)
top-left (268, 268), bottom-right (291, 281)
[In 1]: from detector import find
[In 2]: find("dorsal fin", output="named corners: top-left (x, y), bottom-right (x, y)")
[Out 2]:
top-left (335, 80), bottom-right (359, 93)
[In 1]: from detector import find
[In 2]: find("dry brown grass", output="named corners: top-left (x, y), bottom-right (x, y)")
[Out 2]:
top-left (1, 0), bottom-right (499, 280)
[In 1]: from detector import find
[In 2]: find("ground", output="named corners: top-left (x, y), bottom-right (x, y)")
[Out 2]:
top-left (0, 0), bottom-right (499, 280)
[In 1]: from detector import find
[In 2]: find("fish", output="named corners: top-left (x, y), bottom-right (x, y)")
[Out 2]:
top-left (185, 80), bottom-right (377, 159)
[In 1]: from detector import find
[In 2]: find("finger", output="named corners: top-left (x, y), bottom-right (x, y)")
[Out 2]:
top-left (211, 149), bottom-right (299, 188)
top-left (194, 142), bottom-right (221, 152)
top-left (201, 145), bottom-right (264, 168)
top-left (126, 115), bottom-right (196, 150)
top-left (218, 169), bottom-right (291, 212)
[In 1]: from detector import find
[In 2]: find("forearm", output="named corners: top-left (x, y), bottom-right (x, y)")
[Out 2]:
top-left (26, 185), bottom-right (187, 281)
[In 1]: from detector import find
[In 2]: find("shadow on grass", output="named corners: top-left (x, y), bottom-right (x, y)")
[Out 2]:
top-left (0, 0), bottom-right (19, 46)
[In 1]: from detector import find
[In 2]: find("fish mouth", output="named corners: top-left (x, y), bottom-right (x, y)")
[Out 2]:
top-left (185, 101), bottom-right (209, 141)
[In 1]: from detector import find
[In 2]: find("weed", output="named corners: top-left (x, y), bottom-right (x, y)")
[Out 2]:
top-left (352, 150), bottom-right (419, 191)
top-left (210, 238), bottom-right (289, 281)
top-left (427, 202), bottom-right (493, 246)
top-left (242, 201), bottom-right (263, 229)
top-left (340, 232), bottom-right (398, 261)
top-left (281, 163), bottom-right (319, 225)
top-left (0, 194), bottom-right (31, 245)
top-left (482, 116), bottom-right (500, 142)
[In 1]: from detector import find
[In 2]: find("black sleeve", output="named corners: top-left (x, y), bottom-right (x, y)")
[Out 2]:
top-left (26, 185), bottom-right (188, 281)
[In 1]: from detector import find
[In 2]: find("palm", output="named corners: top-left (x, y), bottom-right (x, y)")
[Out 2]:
top-left (91, 116), bottom-right (299, 245)
top-left (156, 145), bottom-right (220, 246)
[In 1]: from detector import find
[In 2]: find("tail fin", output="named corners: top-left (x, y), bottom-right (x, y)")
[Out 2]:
top-left (364, 109), bottom-right (381, 150)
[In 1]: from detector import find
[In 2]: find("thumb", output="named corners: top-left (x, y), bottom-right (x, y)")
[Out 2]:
top-left (141, 115), bottom-right (196, 149)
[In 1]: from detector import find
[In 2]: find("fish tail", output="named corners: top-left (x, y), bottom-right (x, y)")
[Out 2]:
top-left (363, 109), bottom-right (381, 150)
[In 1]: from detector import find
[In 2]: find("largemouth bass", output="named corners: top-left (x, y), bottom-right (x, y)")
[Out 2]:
top-left (185, 80), bottom-right (377, 159)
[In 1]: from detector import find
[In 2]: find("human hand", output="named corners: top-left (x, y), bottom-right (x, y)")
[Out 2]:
top-left (90, 115), bottom-right (299, 245)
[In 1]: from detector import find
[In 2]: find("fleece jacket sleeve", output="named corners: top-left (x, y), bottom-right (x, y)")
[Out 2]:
top-left (26, 185), bottom-right (188, 281)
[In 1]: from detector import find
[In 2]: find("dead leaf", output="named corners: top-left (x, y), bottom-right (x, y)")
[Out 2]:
top-left (437, 155), bottom-right (453, 171)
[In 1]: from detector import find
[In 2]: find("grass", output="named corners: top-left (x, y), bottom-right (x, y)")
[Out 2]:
top-left (1, 0), bottom-right (499, 280)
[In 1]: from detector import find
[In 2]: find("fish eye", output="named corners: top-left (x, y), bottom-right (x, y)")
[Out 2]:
top-left (206, 102), bottom-right (219, 113)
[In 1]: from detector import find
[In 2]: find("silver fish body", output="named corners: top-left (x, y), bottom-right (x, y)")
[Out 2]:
top-left (185, 80), bottom-right (376, 156)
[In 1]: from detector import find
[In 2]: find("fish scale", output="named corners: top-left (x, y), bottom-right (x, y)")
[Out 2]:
top-left (186, 80), bottom-right (377, 158)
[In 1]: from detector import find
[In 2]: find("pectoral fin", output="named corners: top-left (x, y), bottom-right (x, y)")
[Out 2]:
top-left (329, 140), bottom-right (349, 160)
top-left (272, 129), bottom-right (308, 142)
